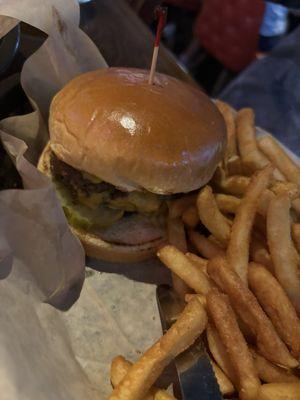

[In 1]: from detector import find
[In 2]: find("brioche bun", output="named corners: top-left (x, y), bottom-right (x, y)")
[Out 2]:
top-left (39, 67), bottom-right (226, 262)
top-left (49, 68), bottom-right (226, 195)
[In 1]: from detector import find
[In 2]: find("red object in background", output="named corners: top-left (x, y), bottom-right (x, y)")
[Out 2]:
top-left (194, 0), bottom-right (265, 72)
top-left (163, 0), bottom-right (202, 12)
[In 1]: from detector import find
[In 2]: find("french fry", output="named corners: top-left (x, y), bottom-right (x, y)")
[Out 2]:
top-left (207, 289), bottom-right (260, 400)
top-left (257, 382), bottom-right (300, 400)
top-left (215, 100), bottom-right (237, 158)
top-left (213, 174), bottom-right (250, 197)
top-left (249, 263), bottom-right (300, 359)
top-left (110, 356), bottom-right (176, 400)
top-left (251, 350), bottom-right (299, 384)
top-left (249, 236), bottom-right (274, 273)
top-left (292, 223), bottom-right (300, 253)
top-left (166, 216), bottom-right (190, 297)
top-left (257, 189), bottom-right (275, 217)
top-left (235, 108), bottom-right (281, 176)
top-left (168, 194), bottom-right (197, 219)
top-left (258, 135), bottom-right (300, 185)
top-left (108, 297), bottom-right (207, 400)
top-left (197, 186), bottom-right (231, 245)
top-left (207, 257), bottom-right (298, 368)
top-left (271, 181), bottom-right (300, 216)
top-left (236, 109), bottom-right (257, 157)
top-left (188, 230), bottom-right (225, 259)
top-left (154, 391), bottom-right (177, 400)
top-left (227, 155), bottom-right (244, 176)
top-left (206, 323), bottom-right (236, 383)
top-left (157, 245), bottom-right (211, 295)
top-left (227, 166), bottom-right (273, 284)
top-left (215, 193), bottom-right (241, 214)
top-left (267, 194), bottom-right (300, 313)
top-left (211, 359), bottom-right (235, 396)
top-left (292, 198), bottom-right (300, 216)
top-left (185, 293), bottom-right (206, 307)
top-left (111, 356), bottom-right (132, 387)
top-left (185, 252), bottom-right (208, 273)
top-left (181, 205), bottom-right (199, 228)
top-left (271, 181), bottom-right (300, 199)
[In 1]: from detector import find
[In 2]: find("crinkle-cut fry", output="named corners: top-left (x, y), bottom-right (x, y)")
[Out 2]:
top-left (167, 216), bottom-right (190, 297)
top-left (215, 100), bottom-right (237, 158)
top-left (181, 205), bottom-right (199, 228)
top-left (157, 245), bottom-right (212, 295)
top-left (207, 257), bottom-right (298, 368)
top-left (257, 382), bottom-right (300, 400)
top-left (206, 323), bottom-right (237, 383)
top-left (207, 289), bottom-right (260, 400)
top-left (110, 356), bottom-right (176, 400)
top-left (188, 230), bottom-right (225, 259)
top-left (215, 193), bottom-right (241, 214)
top-left (292, 223), bottom-right (300, 253)
top-left (248, 263), bottom-right (300, 360)
top-left (267, 194), bottom-right (300, 313)
top-left (249, 237), bottom-right (274, 273)
top-left (258, 135), bottom-right (300, 185)
top-left (211, 359), bottom-right (235, 396)
top-left (185, 252), bottom-right (208, 273)
top-left (168, 194), bottom-right (197, 219)
top-left (227, 166), bottom-right (273, 284)
top-left (107, 297), bottom-right (207, 400)
top-left (251, 350), bottom-right (299, 384)
top-left (227, 155), bottom-right (244, 176)
top-left (197, 186), bottom-right (231, 245)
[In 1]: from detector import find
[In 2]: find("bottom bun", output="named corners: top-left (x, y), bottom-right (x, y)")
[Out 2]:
top-left (71, 225), bottom-right (164, 263)
top-left (38, 142), bottom-right (165, 263)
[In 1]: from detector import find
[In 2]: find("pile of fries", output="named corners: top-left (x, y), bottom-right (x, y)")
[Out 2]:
top-left (107, 101), bottom-right (300, 400)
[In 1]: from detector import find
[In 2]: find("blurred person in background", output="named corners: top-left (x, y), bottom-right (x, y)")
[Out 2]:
top-left (258, 2), bottom-right (289, 54)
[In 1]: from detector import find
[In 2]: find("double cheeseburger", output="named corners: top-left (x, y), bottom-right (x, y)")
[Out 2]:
top-left (38, 68), bottom-right (226, 263)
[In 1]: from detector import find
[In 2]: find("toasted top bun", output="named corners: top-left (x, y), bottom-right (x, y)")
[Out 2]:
top-left (49, 67), bottom-right (226, 194)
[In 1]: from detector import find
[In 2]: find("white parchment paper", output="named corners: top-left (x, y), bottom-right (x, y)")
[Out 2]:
top-left (0, 1), bottom-right (163, 399)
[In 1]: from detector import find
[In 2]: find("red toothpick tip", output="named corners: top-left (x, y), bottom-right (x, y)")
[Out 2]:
top-left (148, 6), bottom-right (168, 85)
top-left (154, 6), bottom-right (167, 47)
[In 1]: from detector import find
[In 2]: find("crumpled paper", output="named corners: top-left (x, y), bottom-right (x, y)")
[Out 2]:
top-left (0, 1), bottom-right (164, 399)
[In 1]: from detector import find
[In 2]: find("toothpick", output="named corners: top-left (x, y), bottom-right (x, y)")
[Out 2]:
top-left (148, 7), bottom-right (167, 85)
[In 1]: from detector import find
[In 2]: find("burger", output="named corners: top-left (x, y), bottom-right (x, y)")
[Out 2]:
top-left (38, 68), bottom-right (226, 263)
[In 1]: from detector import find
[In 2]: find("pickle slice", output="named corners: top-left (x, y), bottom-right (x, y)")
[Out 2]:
top-left (54, 180), bottom-right (123, 230)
